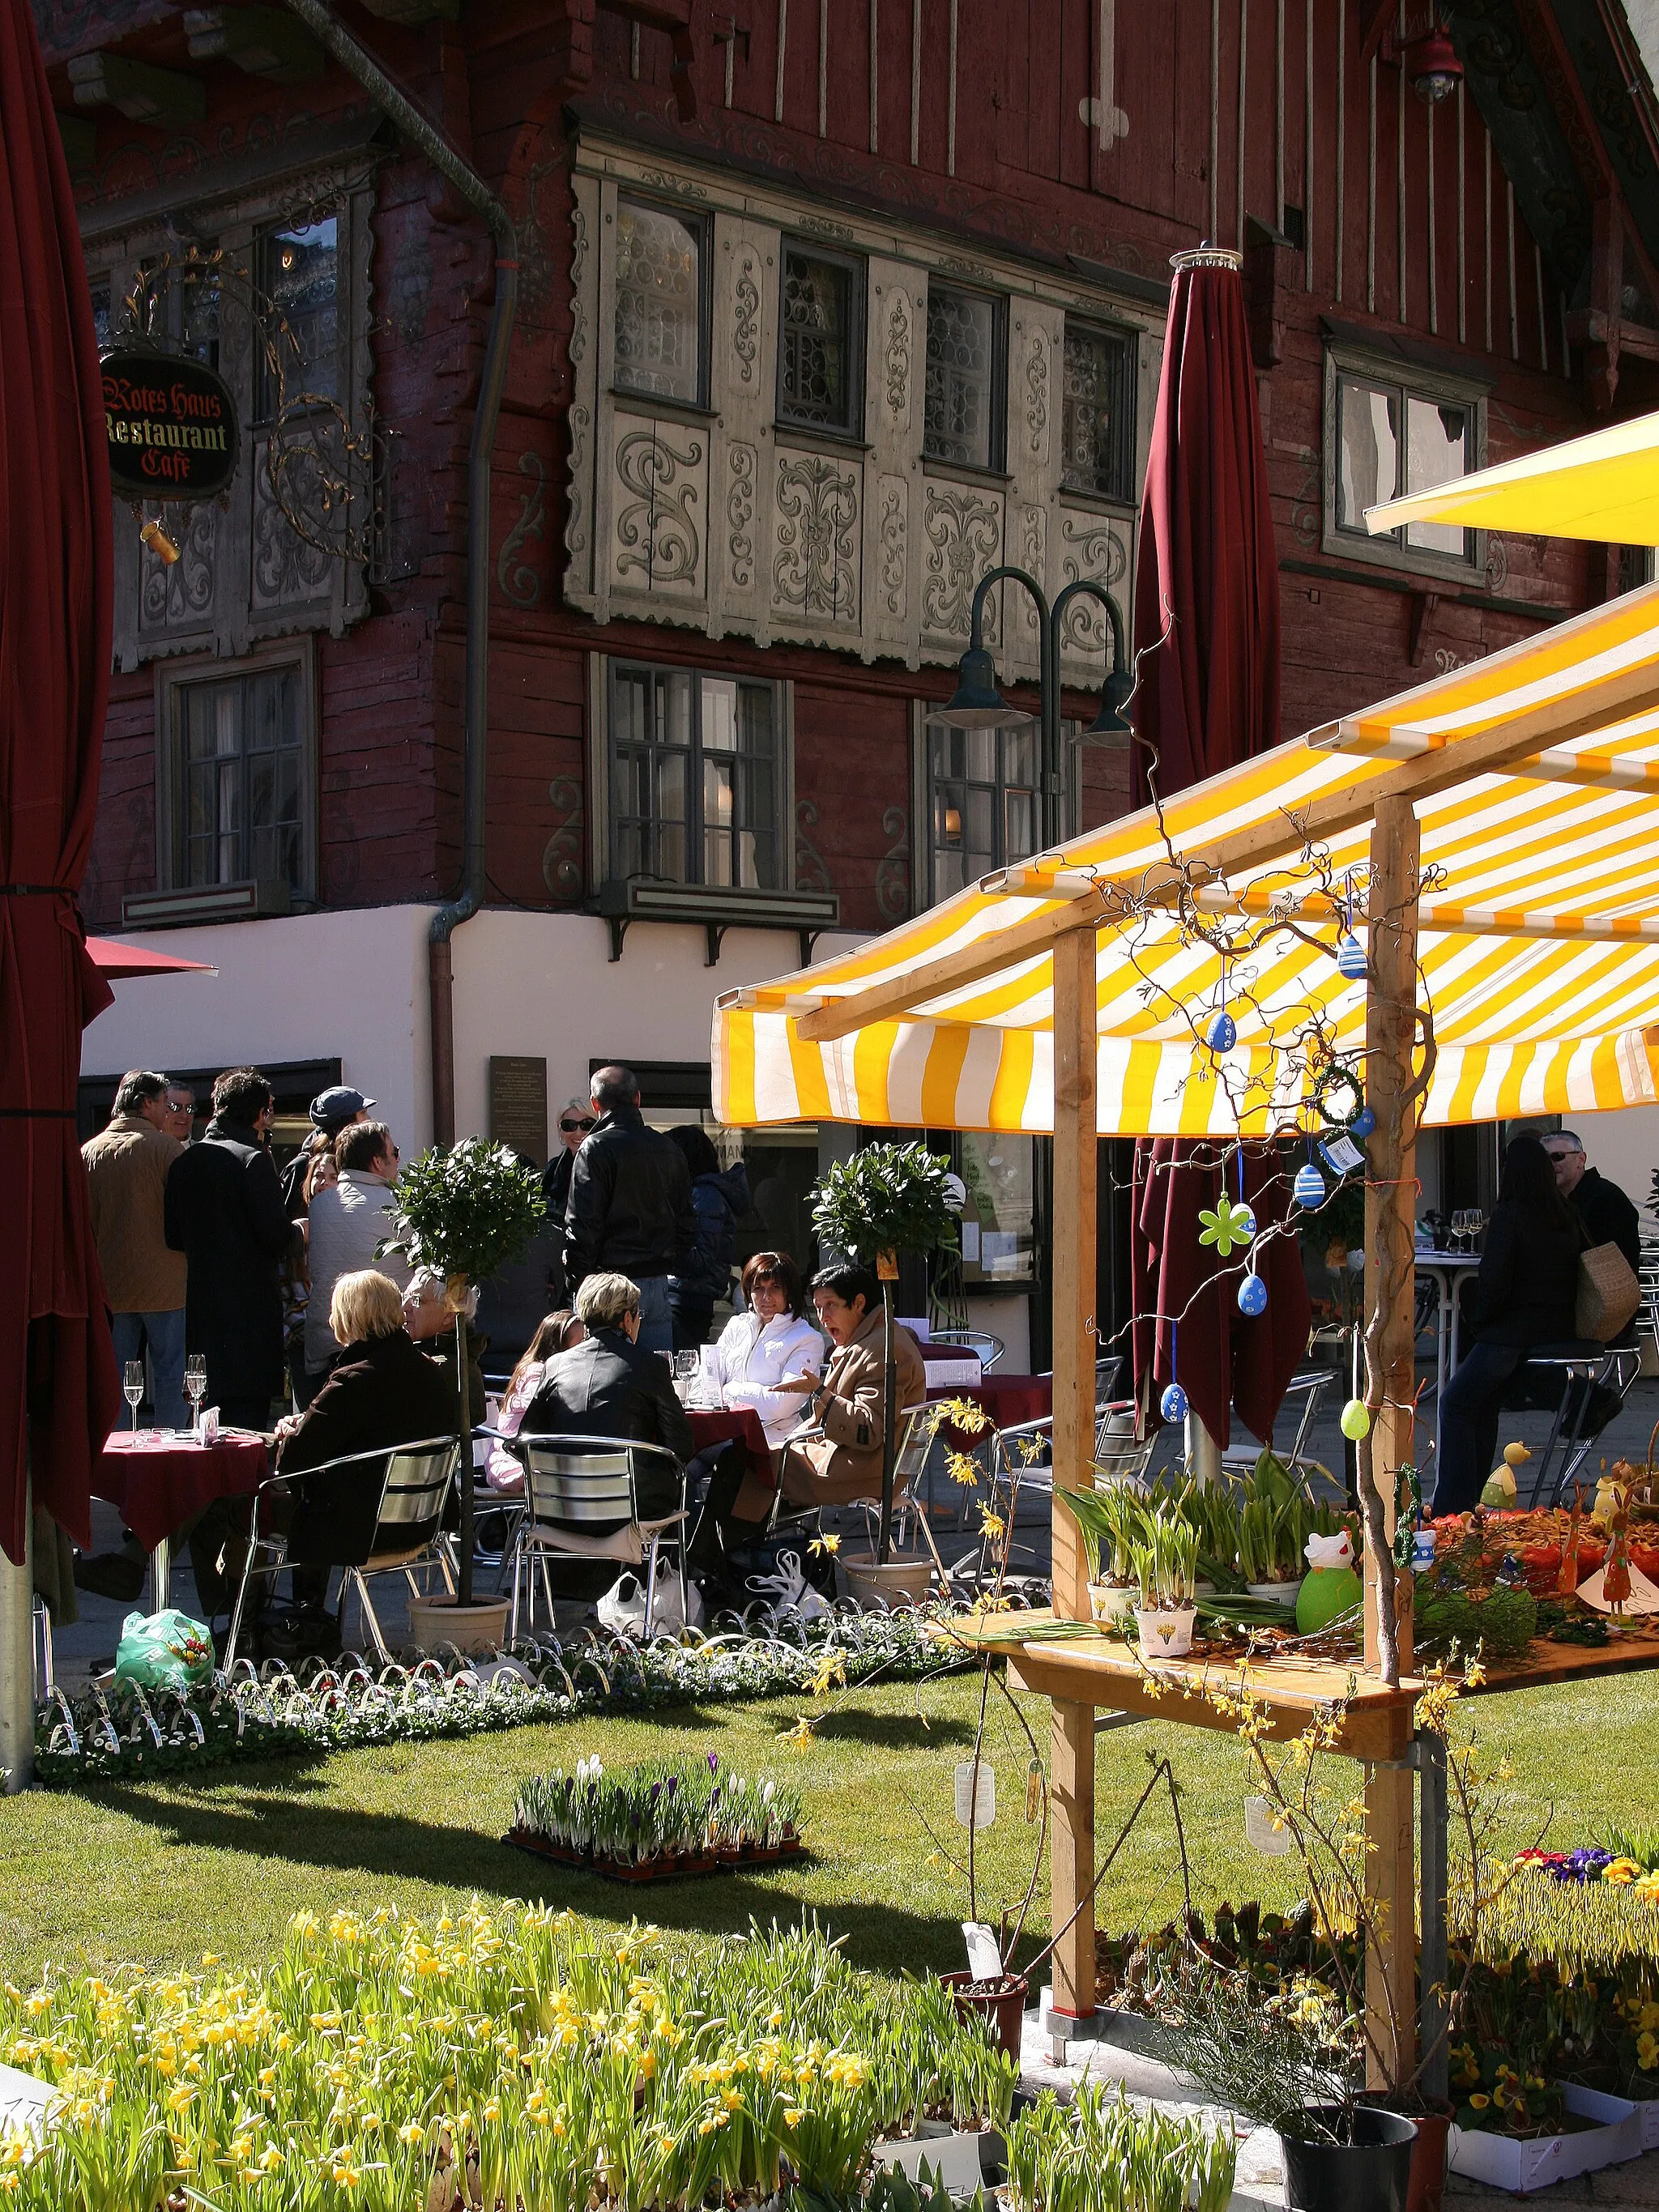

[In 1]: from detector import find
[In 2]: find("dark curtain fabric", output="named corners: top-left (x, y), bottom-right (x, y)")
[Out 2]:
top-left (1, 0), bottom-right (120, 1559)
top-left (1125, 256), bottom-right (1308, 1446)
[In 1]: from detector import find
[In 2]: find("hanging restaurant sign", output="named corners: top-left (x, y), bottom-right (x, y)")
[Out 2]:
top-left (100, 350), bottom-right (240, 500)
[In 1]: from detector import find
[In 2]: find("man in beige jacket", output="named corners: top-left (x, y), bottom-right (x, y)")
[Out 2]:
top-left (83, 1070), bottom-right (188, 1428)
top-left (777, 1262), bottom-right (927, 1509)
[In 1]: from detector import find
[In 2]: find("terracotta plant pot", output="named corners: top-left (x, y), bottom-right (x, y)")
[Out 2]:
top-left (406, 1593), bottom-right (510, 1655)
top-left (939, 1969), bottom-right (1028, 2061)
top-left (1403, 2104), bottom-right (1452, 2212)
top-left (840, 1554), bottom-right (932, 1609)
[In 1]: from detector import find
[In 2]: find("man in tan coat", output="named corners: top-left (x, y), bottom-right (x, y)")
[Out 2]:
top-left (777, 1263), bottom-right (927, 1509)
top-left (83, 1070), bottom-right (187, 1429)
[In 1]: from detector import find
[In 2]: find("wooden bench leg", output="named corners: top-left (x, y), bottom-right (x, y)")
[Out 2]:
top-left (1051, 1696), bottom-right (1096, 2020)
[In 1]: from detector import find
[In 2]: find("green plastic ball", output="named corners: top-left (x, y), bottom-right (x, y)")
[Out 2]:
top-left (1297, 1565), bottom-right (1363, 1635)
top-left (1339, 1397), bottom-right (1371, 1441)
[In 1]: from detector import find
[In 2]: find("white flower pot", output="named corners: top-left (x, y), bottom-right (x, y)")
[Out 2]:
top-left (1137, 1603), bottom-right (1196, 1661)
top-left (1245, 1579), bottom-right (1304, 1609)
top-left (1089, 1582), bottom-right (1137, 1626)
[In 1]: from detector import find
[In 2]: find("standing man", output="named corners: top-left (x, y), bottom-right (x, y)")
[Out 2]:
top-left (539, 1094), bottom-right (595, 1306)
top-left (162, 1080), bottom-right (197, 1145)
top-left (279, 1084), bottom-right (374, 1219)
top-left (301, 1120), bottom-right (411, 1403)
top-left (82, 1070), bottom-right (188, 1429)
top-left (564, 1065), bottom-right (694, 1354)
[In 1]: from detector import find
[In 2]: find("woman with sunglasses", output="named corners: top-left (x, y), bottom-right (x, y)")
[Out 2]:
top-left (540, 1096), bottom-right (596, 1304)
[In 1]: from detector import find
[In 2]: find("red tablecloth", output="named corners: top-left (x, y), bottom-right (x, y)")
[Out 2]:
top-left (96, 1428), bottom-right (270, 1551)
top-left (927, 1373), bottom-right (1053, 1444)
top-left (689, 1405), bottom-right (774, 1468)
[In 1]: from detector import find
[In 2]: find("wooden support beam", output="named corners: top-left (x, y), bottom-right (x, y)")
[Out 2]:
top-left (68, 52), bottom-right (206, 122)
top-left (183, 7), bottom-right (324, 82)
top-left (1049, 923), bottom-right (1098, 2024)
top-left (1361, 791), bottom-right (1420, 2091)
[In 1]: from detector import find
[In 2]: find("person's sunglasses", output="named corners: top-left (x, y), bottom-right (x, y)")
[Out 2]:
top-left (561, 1116), bottom-right (595, 1133)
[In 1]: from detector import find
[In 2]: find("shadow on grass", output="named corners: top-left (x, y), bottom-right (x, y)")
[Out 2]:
top-left (805, 1709), bottom-right (976, 1750)
top-left (82, 1782), bottom-right (970, 1978)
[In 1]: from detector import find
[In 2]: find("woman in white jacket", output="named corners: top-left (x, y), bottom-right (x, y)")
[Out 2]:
top-left (686, 1251), bottom-right (824, 1579)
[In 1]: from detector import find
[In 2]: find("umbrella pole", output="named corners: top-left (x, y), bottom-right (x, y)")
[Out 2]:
top-left (0, 1469), bottom-right (34, 1792)
top-left (1049, 922), bottom-right (1099, 2024)
top-left (1360, 791), bottom-right (1421, 2089)
top-left (1186, 1413), bottom-right (1222, 1487)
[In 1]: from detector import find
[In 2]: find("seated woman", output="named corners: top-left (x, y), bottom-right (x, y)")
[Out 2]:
top-left (775, 1263), bottom-right (927, 1511)
top-left (485, 1309), bottom-right (585, 1493)
top-left (271, 1268), bottom-right (458, 1606)
top-left (522, 1272), bottom-right (693, 1464)
top-left (684, 1252), bottom-right (824, 1577)
top-left (1434, 1135), bottom-right (1582, 1515)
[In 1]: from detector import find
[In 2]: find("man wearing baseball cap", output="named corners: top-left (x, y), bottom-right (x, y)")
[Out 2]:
top-left (279, 1085), bottom-right (375, 1220)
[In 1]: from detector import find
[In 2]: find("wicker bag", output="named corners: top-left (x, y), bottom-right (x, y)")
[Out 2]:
top-left (1576, 1240), bottom-right (1642, 1343)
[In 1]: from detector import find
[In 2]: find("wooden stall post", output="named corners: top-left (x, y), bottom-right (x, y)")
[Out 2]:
top-left (1049, 922), bottom-right (1098, 2022)
top-left (1361, 791), bottom-right (1421, 2088)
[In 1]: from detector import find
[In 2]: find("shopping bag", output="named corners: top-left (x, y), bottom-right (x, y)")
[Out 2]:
top-left (113, 1608), bottom-right (215, 1692)
top-left (596, 1568), bottom-right (704, 1639)
top-left (1576, 1242), bottom-right (1641, 1343)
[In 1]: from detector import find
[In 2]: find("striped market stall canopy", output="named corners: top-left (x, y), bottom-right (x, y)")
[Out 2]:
top-left (1364, 407), bottom-right (1659, 546)
top-left (714, 583), bottom-right (1659, 1136)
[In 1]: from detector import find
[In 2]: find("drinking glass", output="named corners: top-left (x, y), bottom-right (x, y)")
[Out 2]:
top-left (1466, 1208), bottom-right (1486, 1251)
top-left (185, 1355), bottom-right (207, 1429)
top-left (122, 1359), bottom-right (145, 1434)
top-left (1448, 1210), bottom-right (1467, 1253)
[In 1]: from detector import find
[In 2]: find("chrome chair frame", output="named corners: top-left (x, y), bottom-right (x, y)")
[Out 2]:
top-left (1512, 1344), bottom-right (1644, 1508)
top-left (224, 1435), bottom-right (462, 1669)
top-left (501, 1434), bottom-right (688, 1640)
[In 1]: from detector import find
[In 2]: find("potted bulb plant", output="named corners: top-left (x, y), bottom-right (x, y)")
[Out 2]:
top-left (379, 1137), bottom-right (545, 1652)
top-left (1132, 1512), bottom-right (1200, 1660)
top-left (1057, 1481), bottom-right (1148, 1626)
top-left (809, 1140), bottom-right (960, 1601)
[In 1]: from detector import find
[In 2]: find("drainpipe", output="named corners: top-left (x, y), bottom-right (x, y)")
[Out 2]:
top-left (284, 0), bottom-right (518, 1144)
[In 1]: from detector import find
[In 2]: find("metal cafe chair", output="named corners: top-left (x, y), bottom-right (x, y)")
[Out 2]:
top-left (928, 1327), bottom-right (1006, 1372)
top-left (851, 1400), bottom-right (945, 1553)
top-left (224, 1436), bottom-right (463, 1669)
top-left (1221, 1370), bottom-right (1334, 1481)
top-left (1512, 1343), bottom-right (1644, 1509)
top-left (501, 1435), bottom-right (688, 1639)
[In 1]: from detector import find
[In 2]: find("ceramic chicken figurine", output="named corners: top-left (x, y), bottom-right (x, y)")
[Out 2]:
top-left (1481, 1441), bottom-right (1530, 1511)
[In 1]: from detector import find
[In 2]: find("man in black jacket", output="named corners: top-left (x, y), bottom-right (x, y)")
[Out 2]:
top-left (164, 1067), bottom-right (295, 1429)
top-left (563, 1066), bottom-right (695, 1353)
top-left (523, 1272), bottom-right (692, 1524)
top-left (1546, 1130), bottom-right (1644, 1349)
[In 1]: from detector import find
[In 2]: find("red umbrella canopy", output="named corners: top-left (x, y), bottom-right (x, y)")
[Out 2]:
top-left (87, 937), bottom-right (215, 981)
top-left (0, 0), bottom-right (122, 1557)
top-left (1127, 251), bottom-right (1309, 1447)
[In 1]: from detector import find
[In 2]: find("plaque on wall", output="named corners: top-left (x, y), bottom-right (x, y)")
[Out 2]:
top-left (489, 1055), bottom-right (548, 1166)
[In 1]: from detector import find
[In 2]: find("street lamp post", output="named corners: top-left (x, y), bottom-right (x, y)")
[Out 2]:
top-left (935, 565), bottom-right (1132, 847)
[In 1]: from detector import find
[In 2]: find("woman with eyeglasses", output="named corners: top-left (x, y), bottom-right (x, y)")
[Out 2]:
top-left (540, 1096), bottom-right (596, 1305)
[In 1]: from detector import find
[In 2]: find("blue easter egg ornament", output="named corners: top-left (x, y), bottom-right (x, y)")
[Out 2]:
top-left (1351, 1104), bottom-right (1376, 1140)
top-left (1237, 1272), bottom-right (1269, 1317)
top-left (1160, 1381), bottom-right (1188, 1423)
top-left (1337, 933), bottom-right (1368, 981)
top-left (1293, 1161), bottom-right (1326, 1208)
top-left (1205, 1008), bottom-right (1236, 1053)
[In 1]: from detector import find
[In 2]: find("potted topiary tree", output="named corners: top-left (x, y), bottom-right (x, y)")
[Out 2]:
top-left (380, 1137), bottom-right (545, 1652)
top-left (810, 1141), bottom-right (959, 1600)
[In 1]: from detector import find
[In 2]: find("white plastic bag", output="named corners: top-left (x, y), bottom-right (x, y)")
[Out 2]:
top-left (596, 1567), bottom-right (704, 1639)
top-left (744, 1548), bottom-right (831, 1623)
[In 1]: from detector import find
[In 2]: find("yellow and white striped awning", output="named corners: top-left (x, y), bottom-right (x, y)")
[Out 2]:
top-left (1365, 407), bottom-right (1659, 546)
top-left (714, 583), bottom-right (1659, 1135)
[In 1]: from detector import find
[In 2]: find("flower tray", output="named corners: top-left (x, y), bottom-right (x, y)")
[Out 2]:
top-left (501, 1830), bottom-right (805, 1884)
top-left (1448, 2083), bottom-right (1641, 2194)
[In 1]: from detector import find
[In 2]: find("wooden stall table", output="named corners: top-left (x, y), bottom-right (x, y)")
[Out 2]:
top-left (96, 1427), bottom-right (271, 1612)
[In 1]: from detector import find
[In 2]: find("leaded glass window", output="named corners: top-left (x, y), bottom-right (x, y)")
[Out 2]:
top-left (256, 216), bottom-right (339, 419)
top-left (778, 245), bottom-right (863, 436)
top-left (1336, 372), bottom-right (1473, 560)
top-left (177, 664), bottom-right (306, 891)
top-left (1060, 321), bottom-right (1136, 501)
top-left (614, 199), bottom-right (706, 406)
top-left (927, 718), bottom-right (1039, 901)
top-left (924, 283), bottom-right (1004, 469)
top-left (610, 663), bottom-right (783, 889)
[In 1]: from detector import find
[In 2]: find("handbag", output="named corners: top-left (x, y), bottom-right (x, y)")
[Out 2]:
top-left (1576, 1238), bottom-right (1642, 1343)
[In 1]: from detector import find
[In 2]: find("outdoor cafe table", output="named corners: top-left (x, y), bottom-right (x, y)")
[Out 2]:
top-left (686, 1404), bottom-right (775, 1511)
top-left (942, 1608), bottom-right (1659, 2088)
top-left (927, 1371), bottom-right (1053, 1444)
top-left (96, 1427), bottom-right (270, 1611)
top-left (1415, 1247), bottom-right (1481, 1405)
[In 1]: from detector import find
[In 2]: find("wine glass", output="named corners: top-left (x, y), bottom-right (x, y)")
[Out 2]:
top-left (1466, 1207), bottom-right (1486, 1252)
top-left (185, 1354), bottom-right (207, 1431)
top-left (1449, 1209), bottom-right (1469, 1254)
top-left (122, 1359), bottom-right (145, 1434)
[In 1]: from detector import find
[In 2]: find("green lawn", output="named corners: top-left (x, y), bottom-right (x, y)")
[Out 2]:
top-left (3, 1669), bottom-right (1657, 1988)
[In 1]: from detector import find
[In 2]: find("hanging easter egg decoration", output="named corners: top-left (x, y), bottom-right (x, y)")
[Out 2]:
top-left (1160, 1380), bottom-right (1189, 1423)
top-left (1293, 1160), bottom-right (1327, 1208)
top-left (1340, 1397), bottom-right (1372, 1442)
top-left (1337, 932), bottom-right (1368, 982)
top-left (1205, 1008), bottom-right (1236, 1053)
top-left (1237, 1271), bottom-right (1269, 1317)
top-left (1350, 1104), bottom-right (1376, 1140)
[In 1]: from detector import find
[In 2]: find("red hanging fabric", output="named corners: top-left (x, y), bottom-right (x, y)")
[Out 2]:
top-left (0, 0), bottom-right (121, 1558)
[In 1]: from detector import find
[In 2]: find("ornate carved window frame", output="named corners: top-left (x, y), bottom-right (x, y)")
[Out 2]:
top-left (775, 237), bottom-right (868, 443)
top-left (82, 134), bottom-right (381, 674)
top-left (612, 190), bottom-right (714, 412)
top-left (154, 633), bottom-right (319, 903)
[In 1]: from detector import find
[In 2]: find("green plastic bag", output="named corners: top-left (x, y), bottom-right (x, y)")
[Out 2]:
top-left (113, 1609), bottom-right (215, 1693)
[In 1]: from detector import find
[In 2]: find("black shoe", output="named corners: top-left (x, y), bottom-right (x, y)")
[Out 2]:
top-left (73, 1549), bottom-right (147, 1603)
top-left (258, 1605), bottom-right (341, 1662)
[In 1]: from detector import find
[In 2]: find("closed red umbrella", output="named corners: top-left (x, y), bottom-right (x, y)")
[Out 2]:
top-left (1128, 249), bottom-right (1309, 1449)
top-left (1, 0), bottom-right (122, 1564)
